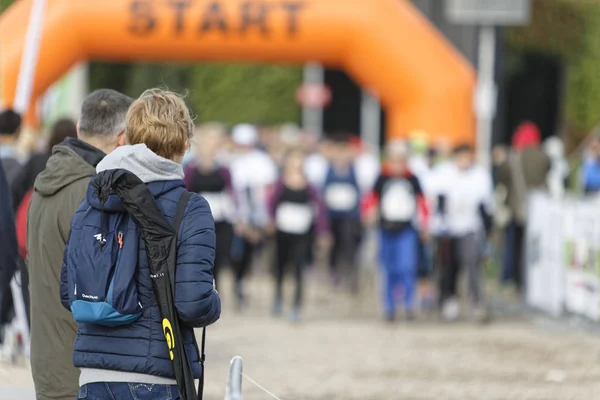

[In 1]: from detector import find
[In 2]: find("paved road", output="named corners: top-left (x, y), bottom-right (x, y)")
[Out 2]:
top-left (2, 270), bottom-right (600, 399)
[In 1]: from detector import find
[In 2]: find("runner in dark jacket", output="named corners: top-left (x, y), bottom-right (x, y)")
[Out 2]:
top-left (0, 109), bottom-right (24, 189)
top-left (322, 133), bottom-right (363, 291)
top-left (268, 148), bottom-right (329, 321)
top-left (11, 118), bottom-right (77, 211)
top-left (0, 160), bottom-right (18, 335)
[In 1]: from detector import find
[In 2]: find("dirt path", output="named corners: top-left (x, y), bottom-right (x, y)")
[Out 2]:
top-left (201, 273), bottom-right (600, 400)
top-left (1, 271), bottom-right (599, 400)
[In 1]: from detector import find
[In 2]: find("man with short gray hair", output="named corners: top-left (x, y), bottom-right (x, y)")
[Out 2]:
top-left (28, 89), bottom-right (133, 400)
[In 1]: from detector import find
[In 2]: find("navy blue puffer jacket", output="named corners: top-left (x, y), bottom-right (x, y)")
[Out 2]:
top-left (60, 178), bottom-right (220, 379)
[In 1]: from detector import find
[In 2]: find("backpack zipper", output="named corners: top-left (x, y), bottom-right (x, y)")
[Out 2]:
top-left (115, 232), bottom-right (124, 272)
top-left (109, 232), bottom-right (125, 305)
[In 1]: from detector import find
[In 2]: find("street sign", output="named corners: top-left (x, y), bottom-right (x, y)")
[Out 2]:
top-left (445, 0), bottom-right (531, 26)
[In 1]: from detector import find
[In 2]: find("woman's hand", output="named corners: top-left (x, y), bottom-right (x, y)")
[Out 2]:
top-left (317, 232), bottom-right (333, 250)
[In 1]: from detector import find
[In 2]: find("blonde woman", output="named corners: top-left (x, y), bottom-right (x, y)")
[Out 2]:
top-left (60, 89), bottom-right (220, 399)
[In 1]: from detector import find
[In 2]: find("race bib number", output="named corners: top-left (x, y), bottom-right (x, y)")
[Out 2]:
top-left (325, 183), bottom-right (358, 211)
top-left (381, 181), bottom-right (416, 222)
top-left (202, 192), bottom-right (234, 222)
top-left (449, 199), bottom-right (471, 220)
top-left (275, 202), bottom-right (314, 234)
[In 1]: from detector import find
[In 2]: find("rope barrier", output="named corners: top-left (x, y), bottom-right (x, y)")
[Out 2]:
top-left (241, 372), bottom-right (282, 400)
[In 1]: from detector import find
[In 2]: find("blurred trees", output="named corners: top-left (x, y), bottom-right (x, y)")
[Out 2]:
top-left (188, 63), bottom-right (302, 125)
top-left (508, 0), bottom-right (600, 148)
top-left (90, 62), bottom-right (302, 125)
top-left (1, 0), bottom-right (301, 126)
top-left (0, 0), bottom-right (11, 13)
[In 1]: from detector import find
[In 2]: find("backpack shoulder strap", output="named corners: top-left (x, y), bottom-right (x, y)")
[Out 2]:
top-left (168, 190), bottom-right (192, 293)
top-left (171, 189), bottom-right (206, 400)
top-left (172, 190), bottom-right (192, 235)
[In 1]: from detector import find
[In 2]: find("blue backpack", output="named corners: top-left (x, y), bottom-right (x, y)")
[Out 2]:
top-left (66, 206), bottom-right (143, 326)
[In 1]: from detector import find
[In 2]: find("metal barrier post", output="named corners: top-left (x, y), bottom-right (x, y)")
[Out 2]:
top-left (224, 356), bottom-right (243, 400)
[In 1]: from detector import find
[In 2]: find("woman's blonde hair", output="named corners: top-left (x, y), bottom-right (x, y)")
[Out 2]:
top-left (126, 88), bottom-right (193, 160)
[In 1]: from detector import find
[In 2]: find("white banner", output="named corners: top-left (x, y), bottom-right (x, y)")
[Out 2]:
top-left (563, 198), bottom-right (600, 321)
top-left (525, 192), bottom-right (600, 321)
top-left (525, 192), bottom-right (564, 317)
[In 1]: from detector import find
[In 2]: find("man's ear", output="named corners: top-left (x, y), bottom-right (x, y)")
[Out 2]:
top-left (116, 131), bottom-right (127, 147)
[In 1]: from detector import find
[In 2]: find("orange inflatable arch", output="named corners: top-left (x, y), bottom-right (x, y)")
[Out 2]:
top-left (0, 0), bottom-right (475, 144)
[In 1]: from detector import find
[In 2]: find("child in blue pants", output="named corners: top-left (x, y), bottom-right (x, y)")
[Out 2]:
top-left (380, 227), bottom-right (419, 319)
top-left (366, 141), bottom-right (429, 322)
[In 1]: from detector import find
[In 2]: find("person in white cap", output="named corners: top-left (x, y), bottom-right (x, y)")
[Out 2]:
top-left (229, 124), bottom-right (278, 308)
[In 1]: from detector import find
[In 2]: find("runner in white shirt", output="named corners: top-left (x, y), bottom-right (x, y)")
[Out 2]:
top-left (354, 149), bottom-right (380, 196)
top-left (436, 144), bottom-right (494, 322)
top-left (229, 124), bottom-right (278, 308)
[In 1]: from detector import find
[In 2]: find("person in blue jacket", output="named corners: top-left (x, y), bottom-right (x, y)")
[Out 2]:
top-left (582, 136), bottom-right (600, 194)
top-left (60, 89), bottom-right (220, 400)
top-left (322, 133), bottom-right (363, 291)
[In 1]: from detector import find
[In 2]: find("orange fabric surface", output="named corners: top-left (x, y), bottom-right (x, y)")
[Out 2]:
top-left (0, 0), bottom-right (475, 143)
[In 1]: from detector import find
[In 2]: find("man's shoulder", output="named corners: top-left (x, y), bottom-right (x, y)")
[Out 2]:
top-left (30, 177), bottom-right (90, 218)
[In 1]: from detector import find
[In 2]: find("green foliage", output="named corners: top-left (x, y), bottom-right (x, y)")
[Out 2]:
top-left (0, 0), bottom-right (13, 13)
top-left (507, 0), bottom-right (586, 61)
top-left (89, 63), bottom-right (134, 94)
top-left (508, 0), bottom-right (600, 146)
top-left (564, 2), bottom-right (600, 135)
top-left (88, 62), bottom-right (302, 125)
top-left (124, 64), bottom-right (192, 98)
top-left (189, 63), bottom-right (302, 125)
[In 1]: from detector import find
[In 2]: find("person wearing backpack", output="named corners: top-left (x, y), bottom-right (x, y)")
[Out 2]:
top-left (61, 89), bottom-right (221, 400)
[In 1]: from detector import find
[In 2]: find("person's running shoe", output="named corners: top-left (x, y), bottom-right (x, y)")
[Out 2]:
top-left (385, 311), bottom-right (396, 324)
top-left (442, 298), bottom-right (461, 322)
top-left (234, 281), bottom-right (248, 311)
top-left (288, 308), bottom-right (301, 323)
top-left (271, 300), bottom-right (283, 317)
top-left (472, 304), bottom-right (490, 324)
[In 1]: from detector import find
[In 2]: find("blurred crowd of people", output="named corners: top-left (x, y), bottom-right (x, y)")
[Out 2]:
top-left (6, 102), bottom-right (599, 331)
top-left (177, 122), bottom-right (499, 323)
top-left (2, 86), bottom-right (598, 400)
top-left (177, 119), bottom-right (587, 324)
top-left (1, 110), bottom-right (579, 332)
top-left (1, 105), bottom-right (588, 335)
